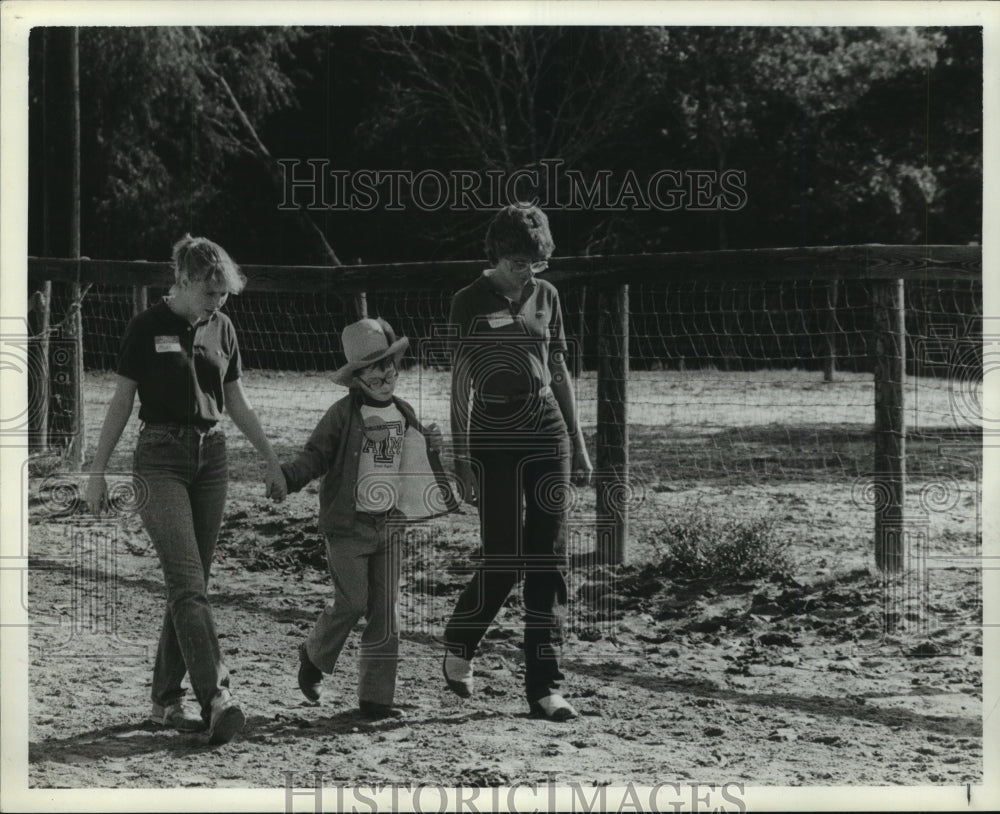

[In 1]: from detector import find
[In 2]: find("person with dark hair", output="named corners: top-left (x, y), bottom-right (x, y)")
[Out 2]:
top-left (85, 235), bottom-right (286, 745)
top-left (281, 318), bottom-right (457, 720)
top-left (442, 204), bottom-right (592, 721)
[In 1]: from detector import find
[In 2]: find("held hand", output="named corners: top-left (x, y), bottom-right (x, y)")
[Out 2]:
top-left (85, 472), bottom-right (109, 516)
top-left (453, 458), bottom-right (478, 507)
top-left (571, 444), bottom-right (594, 488)
top-left (425, 422), bottom-right (443, 454)
top-left (265, 459), bottom-right (287, 502)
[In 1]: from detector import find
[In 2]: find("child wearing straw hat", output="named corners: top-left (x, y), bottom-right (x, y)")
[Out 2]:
top-left (280, 318), bottom-right (457, 719)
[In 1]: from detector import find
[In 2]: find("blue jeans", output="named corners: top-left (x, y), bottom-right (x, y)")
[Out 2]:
top-left (444, 392), bottom-right (570, 702)
top-left (133, 423), bottom-right (230, 719)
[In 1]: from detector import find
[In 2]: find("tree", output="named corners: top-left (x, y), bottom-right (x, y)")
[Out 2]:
top-left (29, 26), bottom-right (326, 261)
top-left (365, 26), bottom-right (648, 172)
top-left (642, 27), bottom-right (947, 249)
top-left (359, 26), bottom-right (659, 257)
top-left (29, 25), bottom-right (980, 265)
top-left (359, 26), bottom-right (970, 257)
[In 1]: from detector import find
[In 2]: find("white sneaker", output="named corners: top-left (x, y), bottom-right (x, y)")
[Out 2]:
top-left (529, 694), bottom-right (578, 721)
top-left (150, 700), bottom-right (204, 732)
top-left (443, 652), bottom-right (474, 698)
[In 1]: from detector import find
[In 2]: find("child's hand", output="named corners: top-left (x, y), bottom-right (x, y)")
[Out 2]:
top-left (266, 459), bottom-right (287, 502)
top-left (425, 422), bottom-right (443, 454)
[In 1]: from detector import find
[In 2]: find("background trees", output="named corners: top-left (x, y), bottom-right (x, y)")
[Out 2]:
top-left (30, 27), bottom-right (309, 260)
top-left (28, 25), bottom-right (982, 265)
top-left (637, 27), bottom-right (948, 249)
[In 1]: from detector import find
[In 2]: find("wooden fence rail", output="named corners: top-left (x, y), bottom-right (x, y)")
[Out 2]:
top-left (29, 244), bottom-right (979, 291)
top-left (27, 244), bottom-right (982, 569)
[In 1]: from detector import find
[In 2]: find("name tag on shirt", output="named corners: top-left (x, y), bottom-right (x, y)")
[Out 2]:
top-left (155, 335), bottom-right (182, 353)
top-left (484, 310), bottom-right (515, 329)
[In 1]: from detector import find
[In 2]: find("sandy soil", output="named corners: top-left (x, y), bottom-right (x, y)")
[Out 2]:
top-left (19, 369), bottom-right (985, 796)
top-left (26, 470), bottom-right (982, 790)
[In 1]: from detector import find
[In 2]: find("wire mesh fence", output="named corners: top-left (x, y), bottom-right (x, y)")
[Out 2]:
top-left (27, 249), bottom-right (983, 567)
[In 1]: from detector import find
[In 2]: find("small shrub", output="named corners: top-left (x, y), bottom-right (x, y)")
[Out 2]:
top-left (645, 509), bottom-right (794, 582)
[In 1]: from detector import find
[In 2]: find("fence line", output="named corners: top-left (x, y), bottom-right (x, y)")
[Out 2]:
top-left (29, 244), bottom-right (980, 291)
top-left (28, 245), bottom-right (983, 569)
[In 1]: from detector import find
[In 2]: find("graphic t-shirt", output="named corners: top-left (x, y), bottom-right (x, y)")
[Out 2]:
top-left (355, 402), bottom-right (406, 513)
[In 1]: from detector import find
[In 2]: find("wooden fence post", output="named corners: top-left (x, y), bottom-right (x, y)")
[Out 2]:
top-left (67, 28), bottom-right (85, 471)
top-left (353, 258), bottom-right (368, 320)
top-left (31, 30), bottom-right (52, 452)
top-left (872, 278), bottom-right (906, 572)
top-left (574, 284), bottom-right (587, 377)
top-left (354, 293), bottom-right (368, 320)
top-left (823, 279), bottom-right (839, 383)
top-left (28, 286), bottom-right (51, 450)
top-left (133, 285), bottom-right (148, 316)
top-left (67, 280), bottom-right (85, 470)
top-left (596, 284), bottom-right (629, 564)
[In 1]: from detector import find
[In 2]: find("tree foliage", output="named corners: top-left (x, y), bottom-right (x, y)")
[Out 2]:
top-left (363, 27), bottom-right (649, 171)
top-left (358, 25), bottom-right (977, 256)
top-left (29, 25), bottom-right (981, 265)
top-left (62, 27), bottom-right (305, 258)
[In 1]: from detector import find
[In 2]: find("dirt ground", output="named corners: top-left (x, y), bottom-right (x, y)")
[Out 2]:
top-left (17, 369), bottom-right (987, 799)
top-left (25, 474), bottom-right (983, 791)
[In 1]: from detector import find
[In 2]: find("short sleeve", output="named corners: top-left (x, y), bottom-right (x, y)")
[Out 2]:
top-left (116, 314), bottom-right (146, 383)
top-left (548, 286), bottom-right (567, 357)
top-left (223, 318), bottom-right (242, 383)
top-left (447, 290), bottom-right (470, 358)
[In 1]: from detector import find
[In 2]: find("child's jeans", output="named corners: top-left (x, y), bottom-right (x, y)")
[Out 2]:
top-left (305, 513), bottom-right (402, 706)
top-left (133, 422), bottom-right (230, 720)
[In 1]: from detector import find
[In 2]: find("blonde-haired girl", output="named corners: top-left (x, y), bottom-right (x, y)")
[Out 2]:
top-left (86, 235), bottom-right (285, 744)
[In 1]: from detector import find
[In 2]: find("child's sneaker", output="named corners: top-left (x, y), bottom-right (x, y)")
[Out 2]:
top-left (207, 690), bottom-right (245, 745)
top-left (298, 642), bottom-right (323, 702)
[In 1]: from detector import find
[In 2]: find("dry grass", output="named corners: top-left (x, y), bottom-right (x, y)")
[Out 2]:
top-left (641, 507), bottom-right (795, 581)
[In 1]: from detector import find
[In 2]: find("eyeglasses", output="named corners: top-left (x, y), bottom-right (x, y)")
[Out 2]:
top-left (509, 259), bottom-right (548, 274)
top-left (357, 366), bottom-right (398, 389)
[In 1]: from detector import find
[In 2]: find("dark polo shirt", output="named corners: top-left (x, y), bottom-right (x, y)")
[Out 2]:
top-left (117, 299), bottom-right (242, 427)
top-left (448, 271), bottom-right (566, 398)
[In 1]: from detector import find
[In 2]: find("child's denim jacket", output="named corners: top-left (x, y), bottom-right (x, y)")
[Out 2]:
top-left (281, 387), bottom-right (459, 536)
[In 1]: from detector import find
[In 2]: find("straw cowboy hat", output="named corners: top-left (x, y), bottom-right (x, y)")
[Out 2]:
top-left (331, 317), bottom-right (409, 386)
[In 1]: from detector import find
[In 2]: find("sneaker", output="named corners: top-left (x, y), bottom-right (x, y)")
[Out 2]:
top-left (150, 700), bottom-right (205, 732)
top-left (528, 694), bottom-right (578, 722)
top-left (359, 700), bottom-right (404, 720)
top-left (298, 642), bottom-right (323, 702)
top-left (443, 651), bottom-right (474, 698)
top-left (207, 690), bottom-right (245, 745)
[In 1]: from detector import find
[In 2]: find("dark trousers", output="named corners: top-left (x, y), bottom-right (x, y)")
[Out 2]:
top-left (444, 394), bottom-right (570, 702)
